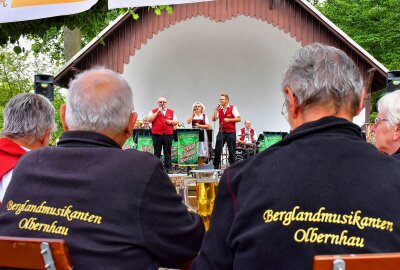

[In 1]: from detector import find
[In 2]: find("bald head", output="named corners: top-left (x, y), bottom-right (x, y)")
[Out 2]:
top-left (66, 67), bottom-right (134, 134)
top-left (245, 120), bottom-right (251, 129)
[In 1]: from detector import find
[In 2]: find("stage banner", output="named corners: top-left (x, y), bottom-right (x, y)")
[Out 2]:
top-left (259, 134), bottom-right (283, 152)
top-left (123, 136), bottom-right (135, 149)
top-left (177, 130), bottom-right (198, 166)
top-left (109, 0), bottom-right (214, 9)
top-left (0, 0), bottom-right (98, 23)
top-left (171, 140), bottom-right (178, 164)
top-left (137, 134), bottom-right (154, 154)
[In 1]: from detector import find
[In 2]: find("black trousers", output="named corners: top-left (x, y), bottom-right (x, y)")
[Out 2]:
top-left (152, 134), bottom-right (173, 170)
top-left (213, 131), bottom-right (236, 169)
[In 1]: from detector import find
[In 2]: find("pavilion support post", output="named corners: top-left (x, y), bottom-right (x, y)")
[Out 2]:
top-left (363, 67), bottom-right (377, 128)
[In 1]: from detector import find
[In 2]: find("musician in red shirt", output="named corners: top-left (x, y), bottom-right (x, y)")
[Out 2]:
top-left (212, 94), bottom-right (241, 169)
top-left (187, 102), bottom-right (210, 165)
top-left (237, 120), bottom-right (258, 145)
top-left (147, 97), bottom-right (178, 173)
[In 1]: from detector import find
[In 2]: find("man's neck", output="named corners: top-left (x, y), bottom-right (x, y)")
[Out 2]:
top-left (387, 142), bottom-right (400, 155)
top-left (291, 106), bottom-right (353, 130)
top-left (6, 137), bottom-right (35, 150)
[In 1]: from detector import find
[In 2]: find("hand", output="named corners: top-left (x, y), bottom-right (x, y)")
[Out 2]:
top-left (195, 123), bottom-right (200, 127)
top-left (158, 107), bottom-right (162, 112)
top-left (223, 118), bottom-right (230, 123)
top-left (166, 120), bottom-right (171, 125)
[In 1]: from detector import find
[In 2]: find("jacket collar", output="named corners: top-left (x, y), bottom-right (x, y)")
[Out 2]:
top-left (275, 116), bottom-right (362, 147)
top-left (57, 131), bottom-right (121, 148)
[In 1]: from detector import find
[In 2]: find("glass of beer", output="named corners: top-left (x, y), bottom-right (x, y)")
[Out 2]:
top-left (184, 170), bottom-right (222, 231)
top-left (167, 173), bottom-right (187, 198)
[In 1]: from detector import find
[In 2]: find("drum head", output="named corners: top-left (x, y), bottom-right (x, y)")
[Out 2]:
top-left (235, 147), bottom-right (248, 162)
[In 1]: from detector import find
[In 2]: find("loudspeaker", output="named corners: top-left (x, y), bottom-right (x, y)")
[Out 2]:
top-left (387, 70), bottom-right (400, 92)
top-left (34, 74), bottom-right (54, 101)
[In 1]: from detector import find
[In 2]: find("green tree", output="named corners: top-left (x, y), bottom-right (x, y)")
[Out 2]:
top-left (0, 49), bottom-right (31, 127)
top-left (0, 2), bottom-right (172, 63)
top-left (316, 0), bottom-right (400, 70)
top-left (0, 46), bottom-right (65, 145)
top-left (315, 0), bottom-right (400, 118)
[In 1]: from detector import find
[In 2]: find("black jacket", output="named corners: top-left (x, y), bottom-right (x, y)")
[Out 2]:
top-left (392, 149), bottom-right (400, 161)
top-left (192, 117), bottom-right (400, 270)
top-left (0, 131), bottom-right (204, 270)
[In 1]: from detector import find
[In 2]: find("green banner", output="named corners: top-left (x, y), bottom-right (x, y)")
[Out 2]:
top-left (123, 136), bottom-right (135, 149)
top-left (171, 140), bottom-right (178, 164)
top-left (176, 130), bottom-right (198, 165)
top-left (137, 134), bottom-right (154, 154)
top-left (259, 134), bottom-right (283, 152)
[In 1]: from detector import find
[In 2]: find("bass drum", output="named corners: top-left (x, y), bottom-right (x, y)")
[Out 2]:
top-left (235, 147), bottom-right (249, 162)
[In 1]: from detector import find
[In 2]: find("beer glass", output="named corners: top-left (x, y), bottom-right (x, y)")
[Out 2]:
top-left (168, 173), bottom-right (187, 197)
top-left (184, 169), bottom-right (222, 231)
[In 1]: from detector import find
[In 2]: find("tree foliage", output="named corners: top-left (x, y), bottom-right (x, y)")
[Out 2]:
top-left (0, 0), bottom-right (112, 45)
top-left (0, 1), bottom-right (171, 64)
top-left (0, 46), bottom-right (65, 145)
top-left (316, 0), bottom-right (400, 70)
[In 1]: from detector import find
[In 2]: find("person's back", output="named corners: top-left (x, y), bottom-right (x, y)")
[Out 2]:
top-left (198, 117), bottom-right (400, 269)
top-left (0, 67), bottom-right (204, 270)
top-left (1, 135), bottom-right (202, 269)
top-left (191, 44), bottom-right (400, 270)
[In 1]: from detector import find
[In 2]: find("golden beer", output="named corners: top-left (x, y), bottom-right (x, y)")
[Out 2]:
top-left (184, 169), bottom-right (222, 231)
top-left (196, 181), bottom-right (218, 231)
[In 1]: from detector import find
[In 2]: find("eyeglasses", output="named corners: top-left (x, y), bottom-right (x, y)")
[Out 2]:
top-left (158, 101), bottom-right (166, 104)
top-left (281, 100), bottom-right (288, 121)
top-left (373, 117), bottom-right (388, 126)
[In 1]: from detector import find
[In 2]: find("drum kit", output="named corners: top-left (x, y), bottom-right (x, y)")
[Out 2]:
top-left (235, 142), bottom-right (259, 162)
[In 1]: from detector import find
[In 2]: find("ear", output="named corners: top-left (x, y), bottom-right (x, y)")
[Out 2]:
top-left (393, 123), bottom-right (400, 141)
top-left (125, 112), bottom-right (138, 139)
top-left (285, 87), bottom-right (299, 117)
top-left (60, 104), bottom-right (69, 131)
top-left (355, 88), bottom-right (366, 116)
top-left (41, 128), bottom-right (52, 147)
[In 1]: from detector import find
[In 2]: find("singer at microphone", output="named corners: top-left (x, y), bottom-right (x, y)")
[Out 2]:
top-left (211, 93), bottom-right (241, 169)
top-left (147, 97), bottom-right (178, 174)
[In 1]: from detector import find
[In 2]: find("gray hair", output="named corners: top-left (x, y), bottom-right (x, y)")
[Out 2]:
top-left (66, 67), bottom-right (133, 133)
top-left (2, 93), bottom-right (56, 142)
top-left (282, 43), bottom-right (363, 115)
top-left (377, 90), bottom-right (400, 128)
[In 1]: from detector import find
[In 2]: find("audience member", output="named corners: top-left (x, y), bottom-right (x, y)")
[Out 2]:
top-left (0, 93), bottom-right (55, 203)
top-left (371, 90), bottom-right (400, 160)
top-left (212, 94), bottom-right (241, 169)
top-left (0, 68), bottom-right (204, 269)
top-left (147, 97), bottom-right (178, 174)
top-left (191, 44), bottom-right (400, 270)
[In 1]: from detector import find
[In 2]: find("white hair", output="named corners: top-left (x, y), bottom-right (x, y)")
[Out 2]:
top-left (2, 93), bottom-right (56, 142)
top-left (66, 67), bottom-right (134, 133)
top-left (192, 102), bottom-right (205, 112)
top-left (282, 43), bottom-right (363, 115)
top-left (377, 90), bottom-right (400, 128)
